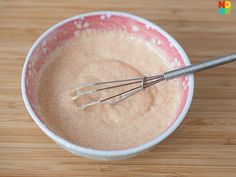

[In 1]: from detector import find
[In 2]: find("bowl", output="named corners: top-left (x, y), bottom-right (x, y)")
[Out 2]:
top-left (21, 11), bottom-right (194, 160)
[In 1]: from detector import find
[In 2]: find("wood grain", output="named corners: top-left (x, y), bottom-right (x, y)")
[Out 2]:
top-left (0, 0), bottom-right (236, 176)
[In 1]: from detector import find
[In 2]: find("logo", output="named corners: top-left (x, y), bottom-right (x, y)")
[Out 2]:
top-left (218, 1), bottom-right (232, 14)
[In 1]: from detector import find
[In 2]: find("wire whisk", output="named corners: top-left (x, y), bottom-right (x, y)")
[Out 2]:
top-left (72, 53), bottom-right (236, 110)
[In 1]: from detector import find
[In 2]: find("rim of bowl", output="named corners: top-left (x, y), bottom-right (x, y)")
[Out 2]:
top-left (21, 11), bottom-right (194, 157)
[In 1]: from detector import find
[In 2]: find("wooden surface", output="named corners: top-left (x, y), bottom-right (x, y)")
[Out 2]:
top-left (1, 0), bottom-right (236, 176)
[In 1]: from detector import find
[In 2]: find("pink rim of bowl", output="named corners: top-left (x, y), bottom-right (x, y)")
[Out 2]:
top-left (21, 11), bottom-right (194, 160)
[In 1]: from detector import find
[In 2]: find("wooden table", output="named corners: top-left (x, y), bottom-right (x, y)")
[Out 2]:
top-left (1, 0), bottom-right (236, 176)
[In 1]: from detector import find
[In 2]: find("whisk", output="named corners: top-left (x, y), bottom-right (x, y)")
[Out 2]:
top-left (72, 53), bottom-right (236, 110)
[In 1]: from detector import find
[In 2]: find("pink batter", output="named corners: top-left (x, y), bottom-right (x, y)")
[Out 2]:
top-left (37, 30), bottom-right (181, 150)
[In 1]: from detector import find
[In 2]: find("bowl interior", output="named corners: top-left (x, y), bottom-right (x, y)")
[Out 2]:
top-left (23, 12), bottom-right (190, 150)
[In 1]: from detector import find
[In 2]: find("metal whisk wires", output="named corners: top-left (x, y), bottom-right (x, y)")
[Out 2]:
top-left (70, 52), bottom-right (236, 110)
top-left (72, 74), bottom-right (165, 110)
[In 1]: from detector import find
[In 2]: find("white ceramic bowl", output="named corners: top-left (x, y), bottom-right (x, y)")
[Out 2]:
top-left (21, 11), bottom-right (194, 160)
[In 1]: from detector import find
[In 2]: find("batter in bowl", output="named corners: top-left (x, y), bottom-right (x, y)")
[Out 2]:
top-left (37, 30), bottom-right (181, 150)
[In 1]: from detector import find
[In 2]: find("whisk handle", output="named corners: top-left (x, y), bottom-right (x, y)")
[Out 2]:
top-left (164, 53), bottom-right (236, 80)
